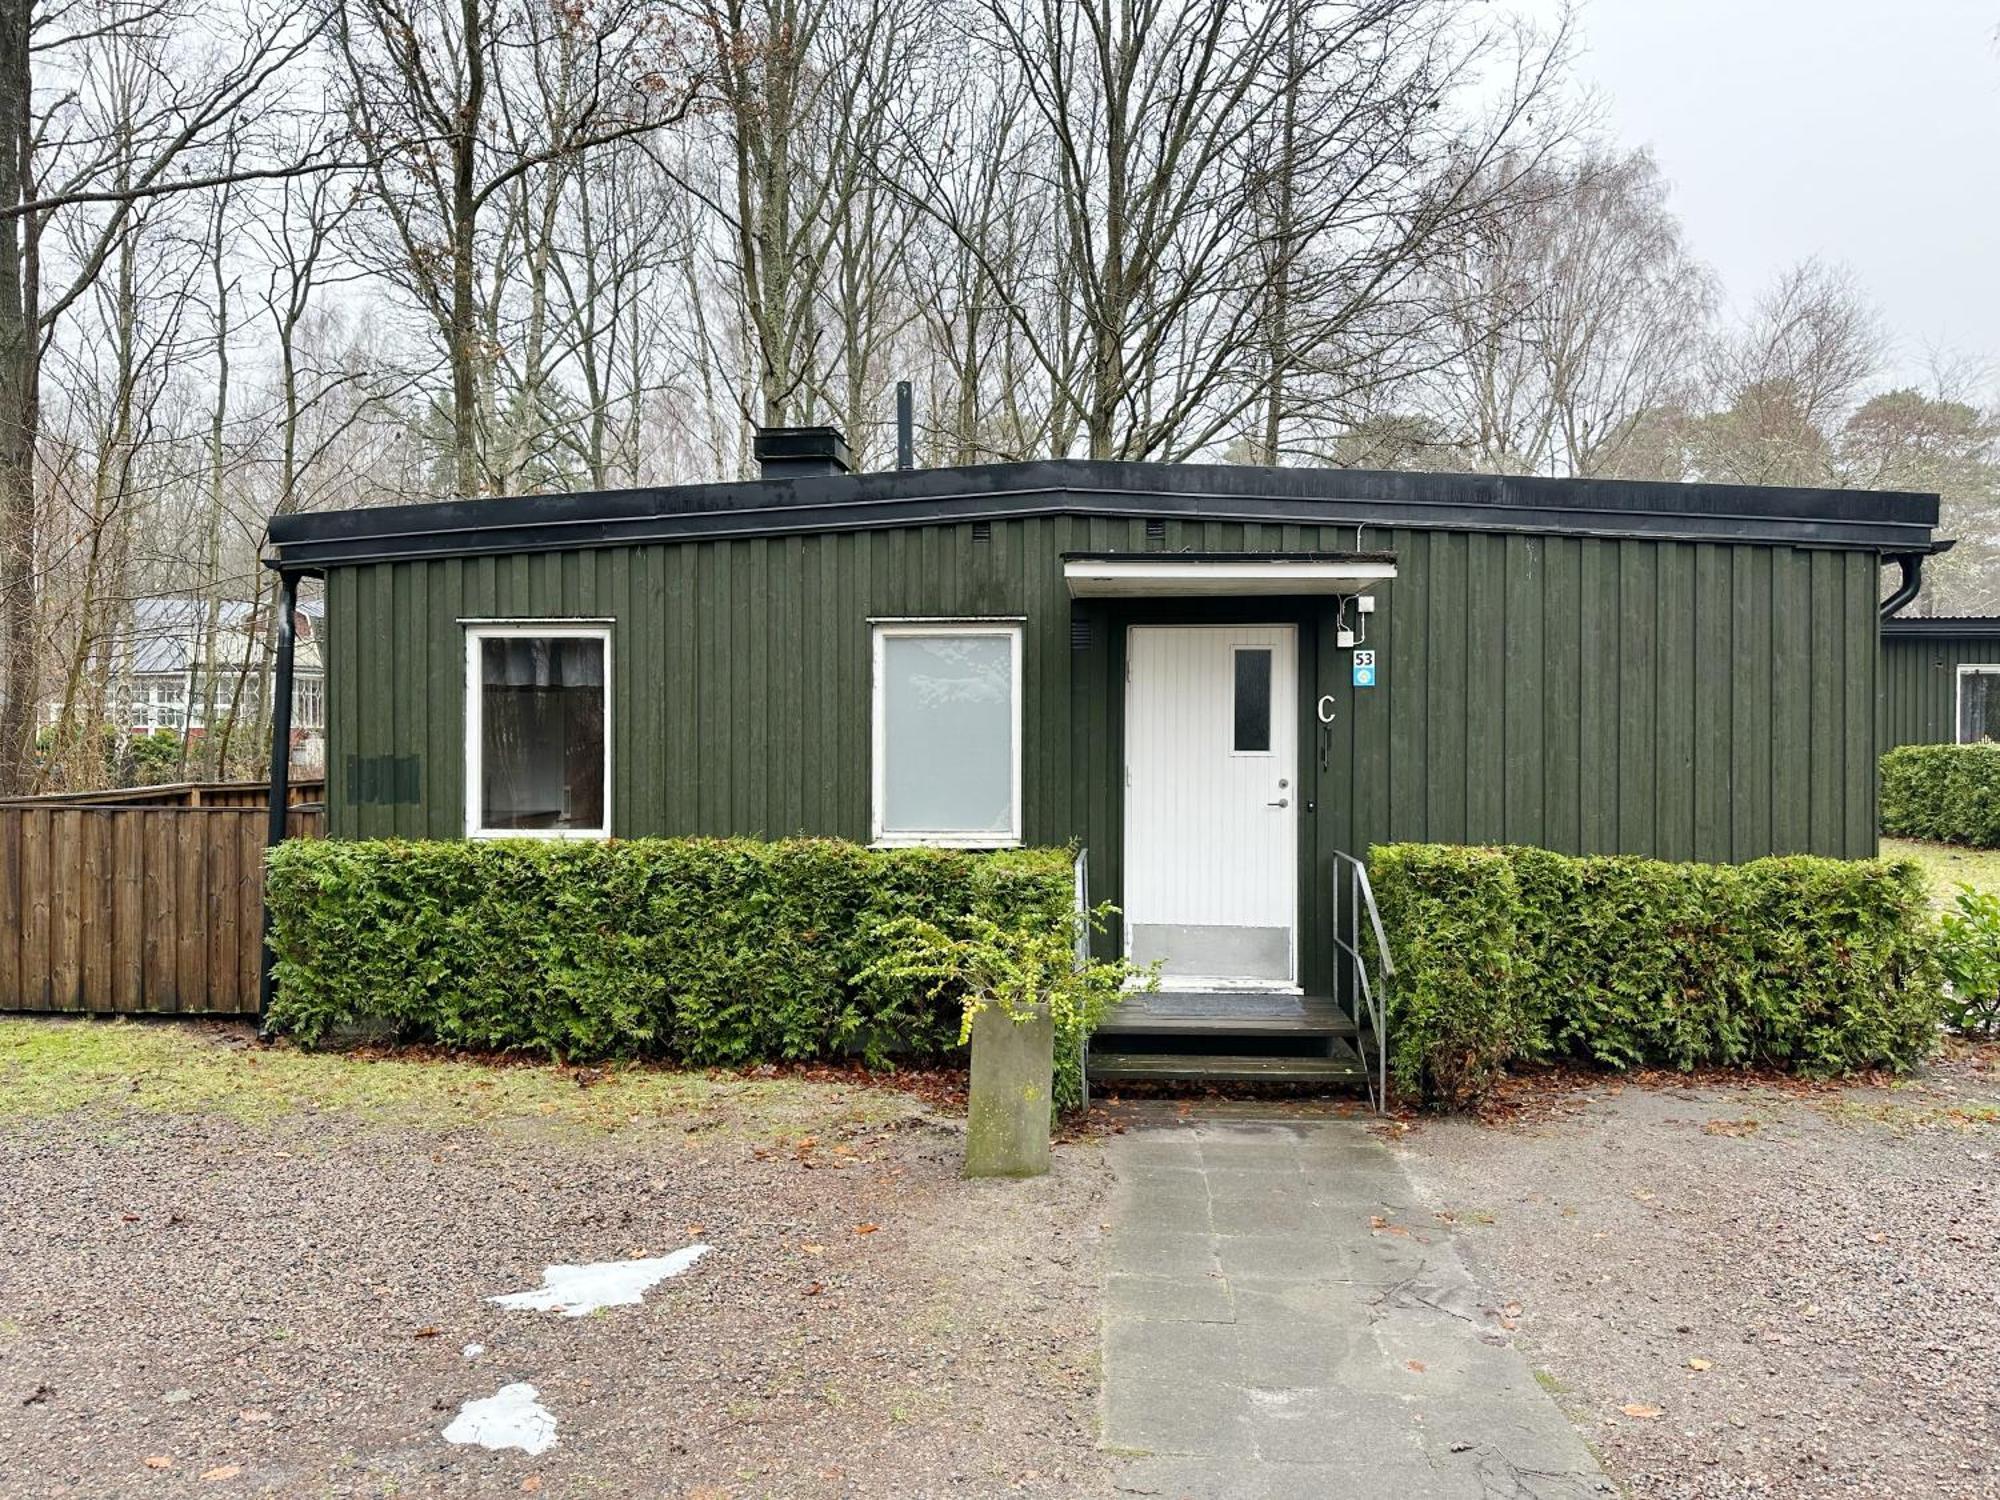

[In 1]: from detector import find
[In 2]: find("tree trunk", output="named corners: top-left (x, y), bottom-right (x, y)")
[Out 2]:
top-left (449, 0), bottom-right (487, 497)
top-left (0, 10), bottom-right (37, 795)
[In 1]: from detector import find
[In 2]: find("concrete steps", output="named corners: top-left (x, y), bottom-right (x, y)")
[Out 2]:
top-left (1086, 1050), bottom-right (1369, 1085)
top-left (1087, 989), bottom-right (1372, 1092)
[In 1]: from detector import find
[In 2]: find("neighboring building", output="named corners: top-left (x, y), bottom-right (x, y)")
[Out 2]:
top-left (265, 428), bottom-right (1939, 1018)
top-left (1879, 616), bottom-right (2000, 750)
top-left (47, 596), bottom-right (326, 770)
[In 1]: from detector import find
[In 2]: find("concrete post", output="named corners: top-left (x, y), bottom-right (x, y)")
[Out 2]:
top-left (963, 1003), bottom-right (1054, 1178)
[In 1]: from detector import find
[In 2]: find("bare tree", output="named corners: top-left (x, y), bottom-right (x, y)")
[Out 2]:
top-left (1695, 260), bottom-right (1886, 487)
top-left (329, 0), bottom-right (699, 497)
top-left (904, 0), bottom-right (1573, 462)
top-left (1418, 148), bottom-right (1715, 477)
top-left (0, 0), bottom-right (327, 792)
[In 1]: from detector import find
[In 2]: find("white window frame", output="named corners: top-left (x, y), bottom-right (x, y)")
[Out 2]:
top-left (295, 676), bottom-right (325, 732)
top-left (464, 623), bottom-right (613, 840)
top-left (870, 620), bottom-right (1024, 849)
top-left (1956, 663), bottom-right (2000, 744)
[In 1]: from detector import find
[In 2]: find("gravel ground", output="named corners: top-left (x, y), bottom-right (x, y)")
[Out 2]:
top-left (0, 1026), bottom-right (1112, 1498)
top-left (1396, 1046), bottom-right (2000, 1500)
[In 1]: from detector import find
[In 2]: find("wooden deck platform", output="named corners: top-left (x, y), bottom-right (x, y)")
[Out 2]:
top-left (1095, 989), bottom-right (1358, 1037)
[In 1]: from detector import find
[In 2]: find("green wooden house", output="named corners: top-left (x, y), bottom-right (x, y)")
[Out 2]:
top-left (1879, 615), bottom-right (2000, 749)
top-left (263, 428), bottom-right (1939, 1087)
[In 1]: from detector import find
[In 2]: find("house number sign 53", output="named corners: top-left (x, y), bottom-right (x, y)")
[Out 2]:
top-left (1351, 650), bottom-right (1376, 688)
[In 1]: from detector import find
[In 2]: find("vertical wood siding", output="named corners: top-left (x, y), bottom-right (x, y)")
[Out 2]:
top-left (1879, 635), bottom-right (2000, 749)
top-left (325, 520), bottom-right (1884, 987)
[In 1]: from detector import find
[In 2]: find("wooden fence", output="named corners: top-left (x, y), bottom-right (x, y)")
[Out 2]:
top-left (2, 778), bottom-right (325, 809)
top-left (0, 796), bottom-right (325, 1015)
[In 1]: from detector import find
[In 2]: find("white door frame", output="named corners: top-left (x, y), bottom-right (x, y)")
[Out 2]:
top-left (1121, 622), bottom-right (1300, 991)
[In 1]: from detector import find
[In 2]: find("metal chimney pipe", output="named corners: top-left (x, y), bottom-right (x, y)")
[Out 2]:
top-left (895, 381), bottom-right (914, 471)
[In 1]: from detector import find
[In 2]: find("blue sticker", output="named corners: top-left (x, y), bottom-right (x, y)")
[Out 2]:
top-left (1352, 650), bottom-right (1376, 688)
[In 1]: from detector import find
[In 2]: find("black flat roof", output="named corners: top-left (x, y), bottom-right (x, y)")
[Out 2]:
top-left (1882, 616), bottom-right (2000, 639)
top-left (263, 458), bottom-right (1940, 572)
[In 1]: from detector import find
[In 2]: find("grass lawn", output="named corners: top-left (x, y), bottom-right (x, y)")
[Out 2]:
top-left (0, 1015), bottom-right (914, 1137)
top-left (1880, 835), bottom-right (2000, 906)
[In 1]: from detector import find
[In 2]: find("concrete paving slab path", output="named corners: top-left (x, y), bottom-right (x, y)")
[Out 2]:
top-left (1101, 1109), bottom-right (1616, 1500)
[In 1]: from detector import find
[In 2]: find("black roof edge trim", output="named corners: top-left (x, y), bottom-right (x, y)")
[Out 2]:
top-left (263, 462), bottom-right (1940, 571)
top-left (1882, 616), bottom-right (2000, 639)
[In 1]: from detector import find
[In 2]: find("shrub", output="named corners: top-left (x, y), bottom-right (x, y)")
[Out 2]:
top-left (1366, 845), bottom-right (1520, 1109)
top-left (1368, 843), bottom-right (1945, 1108)
top-left (852, 903), bottom-right (1144, 1117)
top-left (1880, 743), bottom-right (2000, 846)
top-left (1935, 886), bottom-right (2000, 1037)
top-left (266, 837), bottom-right (1077, 1077)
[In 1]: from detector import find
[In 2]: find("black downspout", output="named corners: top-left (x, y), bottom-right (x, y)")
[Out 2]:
top-left (259, 570), bottom-right (299, 1021)
top-left (895, 381), bottom-right (914, 471)
top-left (1879, 551), bottom-right (1925, 620)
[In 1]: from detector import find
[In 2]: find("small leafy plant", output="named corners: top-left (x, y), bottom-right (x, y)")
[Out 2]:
top-left (1935, 886), bottom-right (2000, 1037)
top-left (852, 903), bottom-right (1149, 1114)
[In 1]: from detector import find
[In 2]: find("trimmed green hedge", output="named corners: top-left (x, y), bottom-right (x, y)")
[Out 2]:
top-left (1879, 743), bottom-right (2000, 846)
top-left (1369, 844), bottom-right (1945, 1109)
top-left (266, 838), bottom-right (1075, 1071)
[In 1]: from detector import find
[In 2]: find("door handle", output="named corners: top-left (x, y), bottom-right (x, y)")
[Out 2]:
top-left (1267, 797), bottom-right (1289, 808)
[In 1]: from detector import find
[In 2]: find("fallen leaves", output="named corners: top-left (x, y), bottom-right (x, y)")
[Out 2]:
top-left (413, 1325), bottom-right (443, 1339)
top-left (853, 1223), bottom-right (880, 1236)
top-left (1620, 1403), bottom-right (1662, 1420)
top-left (143, 1456), bottom-right (172, 1470)
top-left (802, 1280), bottom-right (824, 1297)
top-left (1687, 1357), bottom-right (1713, 1372)
top-left (1703, 1117), bottom-right (1761, 1138)
top-left (198, 1463), bottom-right (242, 1483)
top-left (236, 1410), bottom-right (271, 1424)
top-left (1405, 1359), bottom-right (1427, 1373)
top-left (801, 1242), bottom-right (826, 1256)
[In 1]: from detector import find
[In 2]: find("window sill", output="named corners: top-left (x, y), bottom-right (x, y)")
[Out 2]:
top-left (468, 827), bottom-right (611, 841)
top-left (870, 834), bottom-right (1024, 851)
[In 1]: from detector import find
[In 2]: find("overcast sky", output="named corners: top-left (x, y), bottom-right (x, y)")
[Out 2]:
top-left (1521, 0), bottom-right (2000, 387)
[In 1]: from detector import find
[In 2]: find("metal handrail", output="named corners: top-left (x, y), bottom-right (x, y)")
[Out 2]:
top-left (1073, 846), bottom-right (1091, 1111)
top-left (1330, 850), bottom-right (1392, 1114)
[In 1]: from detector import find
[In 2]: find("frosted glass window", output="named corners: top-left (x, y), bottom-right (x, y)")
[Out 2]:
top-left (467, 630), bottom-right (608, 836)
top-left (873, 626), bottom-right (1020, 844)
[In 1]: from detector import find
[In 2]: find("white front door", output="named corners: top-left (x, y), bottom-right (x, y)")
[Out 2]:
top-left (1123, 624), bottom-right (1298, 988)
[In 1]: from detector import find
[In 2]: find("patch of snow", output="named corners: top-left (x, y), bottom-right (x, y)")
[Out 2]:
top-left (442, 1382), bottom-right (556, 1455)
top-left (462, 1343), bottom-right (485, 1359)
top-left (488, 1245), bottom-right (711, 1318)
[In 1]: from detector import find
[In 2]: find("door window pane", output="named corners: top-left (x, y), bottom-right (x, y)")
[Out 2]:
top-left (877, 630), bottom-right (1017, 840)
top-left (477, 635), bottom-right (605, 831)
top-left (1962, 669), bottom-right (2000, 743)
top-left (1233, 648), bottom-right (1272, 753)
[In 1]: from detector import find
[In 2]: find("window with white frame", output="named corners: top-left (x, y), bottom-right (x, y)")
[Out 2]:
top-left (152, 681), bottom-right (185, 730)
top-left (295, 676), bottom-right (325, 731)
top-left (871, 622), bottom-right (1022, 847)
top-left (465, 626), bottom-right (610, 837)
top-left (1959, 665), bottom-right (2000, 744)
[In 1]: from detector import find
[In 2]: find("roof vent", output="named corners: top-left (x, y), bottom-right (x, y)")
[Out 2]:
top-left (753, 426), bottom-right (851, 480)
